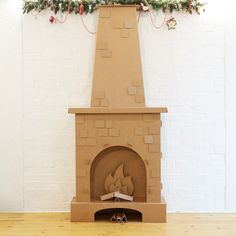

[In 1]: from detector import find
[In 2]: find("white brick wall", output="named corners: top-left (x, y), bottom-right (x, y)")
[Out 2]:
top-left (0, 0), bottom-right (23, 211)
top-left (225, 0), bottom-right (236, 212)
top-left (0, 0), bottom-right (235, 212)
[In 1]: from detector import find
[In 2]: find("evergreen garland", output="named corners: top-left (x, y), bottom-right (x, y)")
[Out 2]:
top-left (23, 0), bottom-right (205, 15)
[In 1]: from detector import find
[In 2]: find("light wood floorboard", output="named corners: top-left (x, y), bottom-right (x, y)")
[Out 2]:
top-left (0, 213), bottom-right (236, 236)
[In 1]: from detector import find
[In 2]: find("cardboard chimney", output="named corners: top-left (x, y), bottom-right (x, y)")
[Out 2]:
top-left (69, 5), bottom-right (167, 223)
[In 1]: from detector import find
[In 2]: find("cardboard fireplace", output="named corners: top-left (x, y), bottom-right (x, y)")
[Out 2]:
top-left (69, 5), bottom-right (167, 223)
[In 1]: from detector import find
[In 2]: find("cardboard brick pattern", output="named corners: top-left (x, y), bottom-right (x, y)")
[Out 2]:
top-left (91, 6), bottom-right (145, 108)
top-left (69, 6), bottom-right (167, 223)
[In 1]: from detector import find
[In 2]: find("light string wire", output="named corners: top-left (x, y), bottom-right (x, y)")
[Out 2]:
top-left (53, 0), bottom-right (71, 24)
top-left (80, 14), bottom-right (96, 34)
top-left (30, 1), bottom-right (194, 33)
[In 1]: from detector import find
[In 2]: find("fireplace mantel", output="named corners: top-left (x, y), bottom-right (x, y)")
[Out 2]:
top-left (68, 107), bottom-right (167, 114)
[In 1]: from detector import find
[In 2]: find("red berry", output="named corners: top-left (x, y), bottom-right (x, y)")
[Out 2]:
top-left (79, 4), bottom-right (84, 15)
top-left (49, 15), bottom-right (55, 23)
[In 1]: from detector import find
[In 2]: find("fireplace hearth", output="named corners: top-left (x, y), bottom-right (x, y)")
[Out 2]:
top-left (69, 5), bottom-right (167, 222)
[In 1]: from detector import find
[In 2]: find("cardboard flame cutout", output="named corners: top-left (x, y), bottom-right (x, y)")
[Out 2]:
top-left (104, 163), bottom-right (134, 196)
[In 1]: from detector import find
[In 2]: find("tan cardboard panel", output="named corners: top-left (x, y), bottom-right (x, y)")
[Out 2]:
top-left (100, 50), bottom-right (112, 58)
top-left (148, 126), bottom-right (160, 135)
top-left (98, 128), bottom-right (108, 137)
top-left (76, 115), bottom-right (85, 123)
top-left (147, 186), bottom-right (161, 202)
top-left (91, 99), bottom-right (100, 107)
top-left (153, 134), bottom-right (160, 143)
top-left (153, 114), bottom-right (161, 121)
top-left (148, 185), bottom-right (160, 195)
top-left (109, 128), bottom-right (119, 137)
top-left (146, 155), bottom-right (161, 165)
top-left (144, 135), bottom-right (154, 144)
top-left (148, 144), bottom-right (160, 153)
top-left (132, 79), bottom-right (142, 87)
top-left (83, 188), bottom-right (89, 194)
top-left (143, 114), bottom-right (154, 122)
top-left (113, 20), bottom-right (123, 29)
top-left (101, 139), bottom-right (110, 147)
top-left (90, 5), bottom-right (145, 108)
top-left (86, 138), bottom-right (97, 146)
top-left (95, 120), bottom-right (105, 128)
top-left (128, 86), bottom-right (137, 95)
top-left (71, 198), bottom-right (166, 222)
top-left (151, 169), bottom-right (159, 178)
top-left (85, 159), bottom-right (92, 165)
top-left (124, 20), bottom-right (133, 29)
top-left (93, 91), bottom-right (105, 99)
top-left (77, 169), bottom-right (87, 177)
top-left (100, 99), bottom-right (109, 107)
top-left (69, 107), bottom-right (168, 114)
top-left (134, 126), bottom-right (143, 136)
top-left (148, 176), bottom-right (161, 185)
top-left (80, 130), bottom-right (88, 138)
top-left (100, 9), bottom-right (110, 18)
top-left (97, 42), bottom-right (108, 50)
top-left (105, 120), bottom-right (113, 128)
top-left (120, 29), bottom-right (129, 38)
top-left (126, 141), bottom-right (133, 147)
top-left (135, 93), bottom-right (145, 103)
top-left (68, 107), bottom-right (167, 114)
top-left (77, 138), bottom-right (86, 146)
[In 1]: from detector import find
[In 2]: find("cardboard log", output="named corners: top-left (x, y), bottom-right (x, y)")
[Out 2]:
top-left (116, 212), bottom-right (122, 223)
top-left (121, 211), bottom-right (127, 222)
top-left (110, 213), bottom-right (116, 222)
top-left (100, 191), bottom-right (133, 201)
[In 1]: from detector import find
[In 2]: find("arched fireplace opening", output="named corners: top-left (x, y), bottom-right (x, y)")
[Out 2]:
top-left (95, 208), bottom-right (142, 222)
top-left (90, 146), bottom-right (146, 202)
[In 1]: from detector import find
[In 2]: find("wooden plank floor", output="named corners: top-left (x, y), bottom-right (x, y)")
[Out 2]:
top-left (0, 213), bottom-right (236, 236)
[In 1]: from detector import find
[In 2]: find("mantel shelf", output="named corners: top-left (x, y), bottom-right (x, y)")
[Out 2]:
top-left (68, 107), bottom-right (168, 114)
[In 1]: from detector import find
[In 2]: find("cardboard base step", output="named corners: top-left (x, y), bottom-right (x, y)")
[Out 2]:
top-left (71, 197), bottom-right (166, 223)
